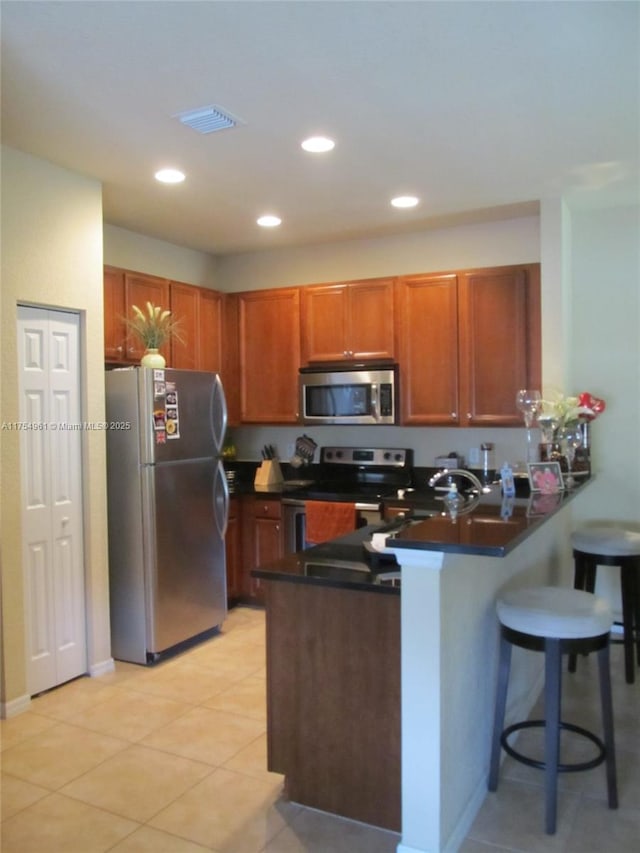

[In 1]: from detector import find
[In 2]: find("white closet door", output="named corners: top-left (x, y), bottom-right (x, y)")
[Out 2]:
top-left (18, 306), bottom-right (86, 695)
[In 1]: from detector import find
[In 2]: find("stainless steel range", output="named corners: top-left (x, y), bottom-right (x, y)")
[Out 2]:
top-left (282, 446), bottom-right (413, 553)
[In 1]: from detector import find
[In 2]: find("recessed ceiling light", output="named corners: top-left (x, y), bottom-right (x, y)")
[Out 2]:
top-left (257, 214), bottom-right (282, 228)
top-left (391, 195), bottom-right (420, 209)
top-left (155, 168), bottom-right (186, 184)
top-left (301, 136), bottom-right (335, 153)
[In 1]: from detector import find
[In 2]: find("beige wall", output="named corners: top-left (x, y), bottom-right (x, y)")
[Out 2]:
top-left (568, 203), bottom-right (640, 528)
top-left (214, 212), bottom-right (541, 291)
top-left (1, 146), bottom-right (111, 713)
top-left (104, 223), bottom-right (219, 288)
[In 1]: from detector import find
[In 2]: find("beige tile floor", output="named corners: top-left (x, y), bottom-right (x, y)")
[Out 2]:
top-left (1, 605), bottom-right (638, 852)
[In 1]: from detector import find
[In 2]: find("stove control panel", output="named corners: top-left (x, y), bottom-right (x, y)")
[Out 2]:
top-left (320, 447), bottom-right (412, 468)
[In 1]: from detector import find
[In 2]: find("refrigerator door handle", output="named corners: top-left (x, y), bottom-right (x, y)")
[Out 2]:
top-left (214, 459), bottom-right (230, 537)
top-left (210, 373), bottom-right (228, 455)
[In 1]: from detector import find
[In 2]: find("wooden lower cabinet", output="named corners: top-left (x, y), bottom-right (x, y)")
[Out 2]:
top-left (239, 496), bottom-right (283, 605)
top-left (264, 581), bottom-right (401, 831)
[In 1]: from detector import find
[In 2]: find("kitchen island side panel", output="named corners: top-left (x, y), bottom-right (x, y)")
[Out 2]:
top-left (265, 581), bottom-right (401, 832)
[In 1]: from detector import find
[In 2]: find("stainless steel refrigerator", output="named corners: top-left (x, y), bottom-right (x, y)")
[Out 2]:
top-left (105, 368), bottom-right (228, 664)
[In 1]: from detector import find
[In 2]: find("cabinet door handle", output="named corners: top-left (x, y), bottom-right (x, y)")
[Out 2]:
top-left (451, 412), bottom-right (457, 418)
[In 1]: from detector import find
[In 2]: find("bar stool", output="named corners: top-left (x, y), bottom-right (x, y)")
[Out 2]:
top-left (488, 586), bottom-right (617, 835)
top-left (570, 526), bottom-right (640, 684)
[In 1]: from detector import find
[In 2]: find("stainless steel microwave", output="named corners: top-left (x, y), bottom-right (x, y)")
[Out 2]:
top-left (299, 364), bottom-right (398, 425)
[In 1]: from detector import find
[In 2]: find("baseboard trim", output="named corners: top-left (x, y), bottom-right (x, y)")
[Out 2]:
top-left (89, 657), bottom-right (116, 678)
top-left (1, 693), bottom-right (31, 719)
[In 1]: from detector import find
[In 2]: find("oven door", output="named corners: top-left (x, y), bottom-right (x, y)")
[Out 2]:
top-left (282, 498), bottom-right (382, 554)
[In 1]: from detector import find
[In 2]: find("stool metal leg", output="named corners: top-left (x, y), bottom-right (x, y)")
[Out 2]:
top-left (621, 565), bottom-right (636, 684)
top-left (569, 553), bottom-right (592, 673)
top-left (597, 642), bottom-right (618, 809)
top-left (544, 638), bottom-right (562, 834)
top-left (488, 632), bottom-right (512, 791)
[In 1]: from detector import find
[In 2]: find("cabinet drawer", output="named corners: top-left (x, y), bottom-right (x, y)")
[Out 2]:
top-left (253, 499), bottom-right (282, 520)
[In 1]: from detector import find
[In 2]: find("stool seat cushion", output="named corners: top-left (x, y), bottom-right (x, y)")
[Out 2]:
top-left (497, 587), bottom-right (613, 639)
top-left (571, 526), bottom-right (640, 557)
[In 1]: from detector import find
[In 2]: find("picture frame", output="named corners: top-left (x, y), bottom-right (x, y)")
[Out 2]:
top-left (527, 461), bottom-right (565, 494)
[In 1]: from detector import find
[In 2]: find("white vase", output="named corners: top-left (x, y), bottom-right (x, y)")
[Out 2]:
top-left (140, 348), bottom-right (166, 368)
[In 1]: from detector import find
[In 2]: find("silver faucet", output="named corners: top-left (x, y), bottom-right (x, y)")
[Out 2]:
top-left (428, 468), bottom-right (487, 494)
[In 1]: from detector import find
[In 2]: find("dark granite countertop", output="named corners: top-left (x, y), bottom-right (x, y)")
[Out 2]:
top-left (388, 481), bottom-right (589, 557)
top-left (251, 479), bottom-right (591, 591)
top-left (252, 526), bottom-right (402, 595)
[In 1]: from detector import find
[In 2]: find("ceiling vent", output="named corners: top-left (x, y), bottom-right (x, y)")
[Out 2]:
top-left (174, 105), bottom-right (241, 134)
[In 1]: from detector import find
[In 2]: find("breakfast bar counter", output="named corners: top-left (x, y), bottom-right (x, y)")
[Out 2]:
top-left (252, 481), bottom-right (591, 850)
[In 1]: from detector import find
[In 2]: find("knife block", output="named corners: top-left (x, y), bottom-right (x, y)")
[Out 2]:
top-left (254, 459), bottom-right (284, 486)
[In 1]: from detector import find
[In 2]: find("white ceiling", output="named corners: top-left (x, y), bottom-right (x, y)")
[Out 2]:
top-left (2, 1), bottom-right (638, 256)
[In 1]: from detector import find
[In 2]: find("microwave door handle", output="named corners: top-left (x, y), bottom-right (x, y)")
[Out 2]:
top-left (371, 383), bottom-right (381, 422)
top-left (328, 388), bottom-right (337, 416)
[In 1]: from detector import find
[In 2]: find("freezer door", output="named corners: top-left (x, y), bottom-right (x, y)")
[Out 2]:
top-left (138, 368), bottom-right (227, 463)
top-left (143, 458), bottom-right (228, 656)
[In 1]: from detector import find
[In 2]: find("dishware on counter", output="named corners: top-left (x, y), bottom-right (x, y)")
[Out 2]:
top-left (515, 388), bottom-right (542, 462)
top-left (558, 424), bottom-right (583, 488)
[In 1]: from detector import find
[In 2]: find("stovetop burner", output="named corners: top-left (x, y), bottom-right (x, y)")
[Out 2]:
top-left (304, 446), bottom-right (413, 502)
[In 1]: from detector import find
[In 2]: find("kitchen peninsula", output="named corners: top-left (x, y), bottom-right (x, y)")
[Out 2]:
top-left (253, 482), bottom-right (590, 851)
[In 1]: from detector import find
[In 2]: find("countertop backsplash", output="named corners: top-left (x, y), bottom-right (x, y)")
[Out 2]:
top-left (229, 424), bottom-right (537, 471)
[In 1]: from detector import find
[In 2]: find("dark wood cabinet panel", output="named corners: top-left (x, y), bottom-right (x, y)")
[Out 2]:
top-left (265, 581), bottom-right (400, 831)
top-left (301, 278), bottom-right (395, 363)
top-left (124, 272), bottom-right (171, 363)
top-left (396, 273), bottom-right (460, 425)
top-left (221, 294), bottom-right (240, 426)
top-left (169, 282), bottom-right (199, 370)
top-left (397, 264), bottom-right (540, 426)
top-left (104, 268), bottom-right (170, 364)
top-left (167, 283), bottom-right (223, 372)
top-left (239, 288), bottom-right (300, 423)
top-left (103, 266), bottom-right (127, 362)
top-left (458, 264), bottom-right (541, 426)
top-left (198, 288), bottom-right (223, 374)
top-left (239, 496), bottom-right (283, 604)
top-left (104, 267), bottom-right (223, 372)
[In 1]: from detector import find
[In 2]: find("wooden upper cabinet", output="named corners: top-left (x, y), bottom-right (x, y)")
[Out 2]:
top-left (199, 288), bottom-right (223, 373)
top-left (221, 294), bottom-right (241, 426)
top-left (239, 288), bottom-right (301, 423)
top-left (301, 278), bottom-right (396, 364)
top-left (104, 266), bottom-right (127, 361)
top-left (104, 267), bottom-right (223, 372)
top-left (458, 264), bottom-right (541, 426)
top-left (124, 272), bottom-right (170, 363)
top-left (396, 264), bottom-right (541, 426)
top-left (396, 273), bottom-right (460, 425)
top-left (169, 282), bottom-right (199, 370)
top-left (168, 283), bottom-right (223, 372)
top-left (104, 267), bottom-right (170, 363)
